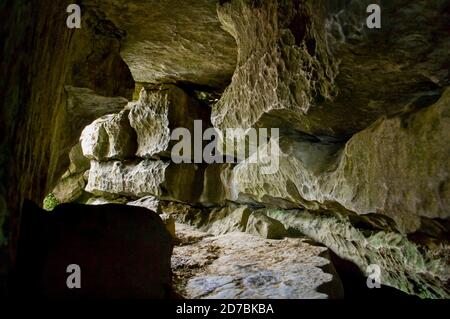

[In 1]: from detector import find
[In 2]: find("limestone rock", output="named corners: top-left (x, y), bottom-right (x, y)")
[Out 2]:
top-left (86, 160), bottom-right (168, 198)
top-left (52, 173), bottom-right (86, 204)
top-left (128, 85), bottom-right (209, 159)
top-left (80, 110), bottom-right (136, 161)
top-left (52, 143), bottom-right (90, 203)
top-left (173, 224), bottom-right (342, 299)
top-left (265, 209), bottom-right (450, 299)
top-left (213, 0), bottom-right (450, 150)
top-left (127, 196), bottom-right (160, 212)
top-left (84, 0), bottom-right (237, 87)
top-left (231, 88), bottom-right (450, 233)
top-left (245, 211), bottom-right (286, 240)
top-left (86, 160), bottom-right (204, 203)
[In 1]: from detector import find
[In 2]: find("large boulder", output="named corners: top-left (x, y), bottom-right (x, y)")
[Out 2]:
top-left (13, 201), bottom-right (173, 298)
top-left (180, 228), bottom-right (343, 299)
top-left (86, 160), bottom-right (169, 198)
top-left (128, 84), bottom-right (210, 159)
top-left (80, 109), bottom-right (137, 161)
top-left (86, 160), bottom-right (205, 203)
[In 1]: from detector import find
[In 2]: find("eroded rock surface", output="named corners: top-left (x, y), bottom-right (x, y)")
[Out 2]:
top-left (128, 85), bottom-right (209, 159)
top-left (80, 110), bottom-right (136, 161)
top-left (84, 0), bottom-right (237, 87)
top-left (265, 209), bottom-right (450, 299)
top-left (230, 88), bottom-right (450, 233)
top-left (173, 223), bottom-right (343, 299)
top-left (213, 0), bottom-right (450, 142)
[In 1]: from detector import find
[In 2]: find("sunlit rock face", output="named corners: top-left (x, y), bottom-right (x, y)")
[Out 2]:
top-left (81, 110), bottom-right (137, 161)
top-left (128, 85), bottom-right (210, 159)
top-left (84, 0), bottom-right (237, 88)
top-left (230, 89), bottom-right (450, 233)
top-left (176, 225), bottom-right (343, 299)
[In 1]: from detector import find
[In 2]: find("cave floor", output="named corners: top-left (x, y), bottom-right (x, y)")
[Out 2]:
top-left (171, 223), bottom-right (343, 299)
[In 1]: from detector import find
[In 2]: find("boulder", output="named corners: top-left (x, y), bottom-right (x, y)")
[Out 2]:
top-left (52, 143), bottom-right (90, 203)
top-left (13, 201), bottom-right (173, 298)
top-left (86, 160), bottom-right (204, 203)
top-left (180, 228), bottom-right (342, 299)
top-left (86, 160), bottom-right (169, 198)
top-left (128, 85), bottom-right (209, 159)
top-left (52, 173), bottom-right (86, 204)
top-left (80, 109), bottom-right (136, 161)
top-left (246, 211), bottom-right (286, 240)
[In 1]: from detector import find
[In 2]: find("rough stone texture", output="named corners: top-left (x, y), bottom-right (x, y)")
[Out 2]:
top-left (80, 109), bottom-right (137, 161)
top-left (246, 211), bottom-right (287, 240)
top-left (2, 0), bottom-right (449, 300)
top-left (86, 160), bottom-right (205, 203)
top-left (128, 85), bottom-right (210, 159)
top-left (172, 223), bottom-right (342, 299)
top-left (52, 173), bottom-right (86, 204)
top-left (86, 160), bottom-right (169, 198)
top-left (265, 209), bottom-right (450, 299)
top-left (84, 0), bottom-right (237, 88)
top-left (13, 201), bottom-right (173, 298)
top-left (213, 0), bottom-right (450, 145)
top-left (127, 196), bottom-right (160, 212)
top-left (231, 88), bottom-right (450, 233)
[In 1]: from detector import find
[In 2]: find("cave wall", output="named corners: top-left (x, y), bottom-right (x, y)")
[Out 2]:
top-left (0, 0), bottom-right (134, 278)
